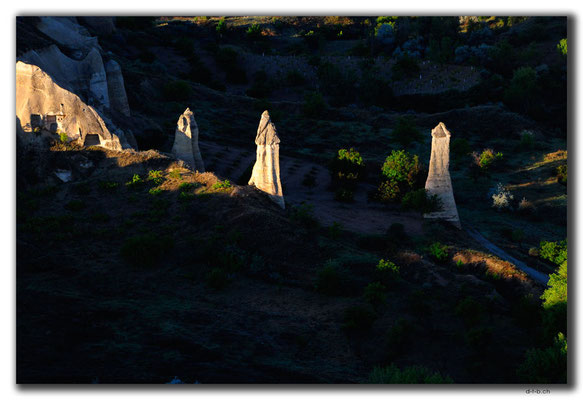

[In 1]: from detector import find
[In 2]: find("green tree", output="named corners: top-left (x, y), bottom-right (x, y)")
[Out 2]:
top-left (391, 117), bottom-right (422, 148)
top-left (557, 38), bottom-right (567, 56)
top-left (517, 333), bottom-right (567, 383)
top-left (504, 67), bottom-right (538, 114)
top-left (381, 150), bottom-right (422, 189)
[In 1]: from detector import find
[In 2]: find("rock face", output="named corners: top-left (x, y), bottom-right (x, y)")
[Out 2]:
top-left (105, 60), bottom-right (131, 117)
top-left (171, 108), bottom-right (205, 172)
top-left (424, 122), bottom-right (461, 228)
top-left (16, 61), bottom-right (125, 150)
top-left (248, 111), bottom-right (284, 209)
top-left (21, 45), bottom-right (110, 109)
top-left (36, 17), bottom-right (99, 53)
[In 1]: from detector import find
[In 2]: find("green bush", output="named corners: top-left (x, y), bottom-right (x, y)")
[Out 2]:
top-left (216, 18), bottom-right (227, 35)
top-left (212, 180), bottom-right (232, 190)
top-left (376, 180), bottom-right (401, 203)
top-left (163, 80), bottom-right (192, 101)
top-left (215, 47), bottom-right (247, 84)
top-left (125, 174), bottom-right (144, 189)
top-left (375, 259), bottom-right (400, 284)
top-left (557, 38), bottom-right (567, 56)
top-left (246, 24), bottom-right (263, 40)
top-left (363, 282), bottom-right (387, 306)
top-left (392, 53), bottom-right (421, 80)
top-left (290, 202), bottom-right (319, 229)
top-left (120, 233), bottom-right (174, 267)
top-left (179, 192), bottom-right (195, 201)
top-left (556, 164), bottom-right (567, 185)
top-left (59, 131), bottom-right (68, 144)
top-left (401, 189), bottom-right (442, 213)
top-left (520, 130), bottom-right (535, 150)
top-left (148, 187), bottom-right (163, 196)
top-left (539, 239), bottom-right (567, 266)
top-left (169, 170), bottom-right (182, 180)
top-left (455, 296), bottom-right (484, 326)
top-left (504, 66), bottom-right (538, 114)
top-left (541, 260), bottom-right (567, 311)
top-left (450, 138), bottom-right (471, 161)
top-left (474, 148), bottom-right (504, 170)
top-left (303, 91), bottom-right (326, 118)
top-left (343, 305), bottom-right (377, 333)
top-left (178, 182), bottom-right (193, 192)
top-left (329, 148), bottom-right (366, 192)
top-left (368, 364), bottom-right (453, 384)
top-left (314, 260), bottom-right (344, 296)
top-left (428, 242), bottom-right (448, 263)
top-left (381, 150), bottom-right (423, 190)
top-left (517, 333), bottom-right (567, 383)
top-left (391, 117), bottom-right (422, 148)
top-left (147, 170), bottom-right (164, 185)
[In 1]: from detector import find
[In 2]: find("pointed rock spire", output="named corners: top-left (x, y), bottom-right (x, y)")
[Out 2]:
top-left (171, 108), bottom-right (205, 172)
top-left (248, 111), bottom-right (284, 209)
top-left (424, 122), bottom-right (461, 228)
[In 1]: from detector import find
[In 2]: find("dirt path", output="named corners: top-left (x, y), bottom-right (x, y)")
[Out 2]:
top-left (465, 227), bottom-right (549, 285)
top-left (199, 141), bottom-right (424, 236)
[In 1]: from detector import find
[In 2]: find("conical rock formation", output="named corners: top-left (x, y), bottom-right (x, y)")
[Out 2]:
top-left (248, 111), bottom-right (284, 209)
top-left (16, 61), bottom-right (124, 150)
top-left (171, 108), bottom-right (205, 172)
top-left (106, 60), bottom-right (131, 117)
top-left (424, 122), bottom-right (461, 228)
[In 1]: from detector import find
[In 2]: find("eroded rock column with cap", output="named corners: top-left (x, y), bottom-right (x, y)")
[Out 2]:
top-left (248, 111), bottom-right (284, 209)
top-left (171, 108), bottom-right (205, 172)
top-left (424, 122), bottom-right (461, 228)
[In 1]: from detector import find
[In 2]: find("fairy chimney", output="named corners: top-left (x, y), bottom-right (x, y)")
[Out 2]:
top-left (248, 111), bottom-right (284, 209)
top-left (171, 108), bottom-right (205, 172)
top-left (424, 122), bottom-right (461, 228)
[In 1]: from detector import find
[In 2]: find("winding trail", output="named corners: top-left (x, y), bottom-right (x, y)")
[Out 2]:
top-left (465, 227), bottom-right (549, 285)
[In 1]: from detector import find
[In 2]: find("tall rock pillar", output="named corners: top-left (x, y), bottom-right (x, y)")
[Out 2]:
top-left (248, 111), bottom-right (284, 209)
top-left (105, 60), bottom-right (131, 117)
top-left (171, 108), bottom-right (205, 172)
top-left (424, 122), bottom-right (461, 228)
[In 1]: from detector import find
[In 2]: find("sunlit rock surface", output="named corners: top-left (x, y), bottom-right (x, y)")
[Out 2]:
top-left (16, 61), bottom-right (126, 150)
top-left (248, 111), bottom-right (284, 209)
top-left (21, 45), bottom-right (110, 109)
top-left (171, 108), bottom-right (205, 172)
top-left (424, 122), bottom-right (461, 228)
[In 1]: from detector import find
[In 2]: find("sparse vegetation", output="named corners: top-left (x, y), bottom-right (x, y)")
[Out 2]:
top-left (368, 364), bottom-right (453, 384)
top-left (343, 305), bottom-right (377, 333)
top-left (120, 233), bottom-right (174, 268)
top-left (212, 180), bottom-right (232, 190)
top-left (401, 189), bottom-right (442, 213)
top-left (428, 242), bottom-right (448, 263)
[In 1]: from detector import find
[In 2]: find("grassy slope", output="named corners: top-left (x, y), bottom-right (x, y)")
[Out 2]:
top-left (16, 143), bottom-right (546, 383)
